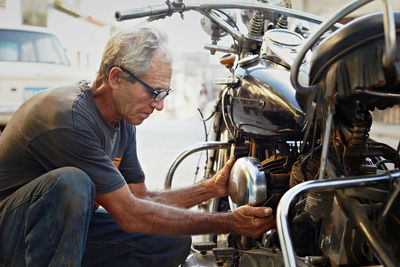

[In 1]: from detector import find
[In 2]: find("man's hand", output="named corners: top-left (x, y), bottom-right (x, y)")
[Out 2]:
top-left (227, 206), bottom-right (275, 238)
top-left (210, 156), bottom-right (236, 197)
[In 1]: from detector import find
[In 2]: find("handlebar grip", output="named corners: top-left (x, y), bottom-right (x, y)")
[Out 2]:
top-left (115, 4), bottom-right (171, 21)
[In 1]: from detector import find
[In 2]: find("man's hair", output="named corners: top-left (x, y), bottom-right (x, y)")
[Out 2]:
top-left (96, 25), bottom-right (170, 84)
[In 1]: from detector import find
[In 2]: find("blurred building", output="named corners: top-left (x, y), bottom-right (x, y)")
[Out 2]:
top-left (164, 52), bottom-right (230, 119)
top-left (0, 0), bottom-right (113, 80)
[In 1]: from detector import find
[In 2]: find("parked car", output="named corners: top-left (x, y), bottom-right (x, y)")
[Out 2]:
top-left (0, 25), bottom-right (83, 129)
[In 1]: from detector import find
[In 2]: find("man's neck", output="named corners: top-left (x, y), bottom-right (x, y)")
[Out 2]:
top-left (91, 81), bottom-right (121, 126)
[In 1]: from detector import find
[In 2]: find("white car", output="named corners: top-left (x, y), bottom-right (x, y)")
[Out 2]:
top-left (0, 26), bottom-right (83, 128)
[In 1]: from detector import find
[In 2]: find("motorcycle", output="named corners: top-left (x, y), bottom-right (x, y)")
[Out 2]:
top-left (115, 0), bottom-right (400, 266)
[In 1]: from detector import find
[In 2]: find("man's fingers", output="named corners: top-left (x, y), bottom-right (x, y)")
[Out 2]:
top-left (238, 205), bottom-right (273, 218)
top-left (229, 206), bottom-right (275, 237)
top-left (225, 155), bottom-right (236, 168)
top-left (216, 156), bottom-right (236, 176)
top-left (252, 207), bottom-right (273, 217)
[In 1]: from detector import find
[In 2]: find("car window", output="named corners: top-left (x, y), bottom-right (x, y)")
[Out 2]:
top-left (0, 42), bottom-right (18, 60)
top-left (0, 29), bottom-right (70, 65)
top-left (21, 41), bottom-right (36, 61)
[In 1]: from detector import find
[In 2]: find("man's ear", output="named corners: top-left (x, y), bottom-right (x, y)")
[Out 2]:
top-left (108, 67), bottom-right (123, 89)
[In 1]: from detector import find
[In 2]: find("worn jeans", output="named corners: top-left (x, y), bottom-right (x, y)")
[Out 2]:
top-left (0, 167), bottom-right (191, 267)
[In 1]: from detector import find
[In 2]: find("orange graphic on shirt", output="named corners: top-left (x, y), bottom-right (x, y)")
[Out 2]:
top-left (113, 157), bottom-right (121, 168)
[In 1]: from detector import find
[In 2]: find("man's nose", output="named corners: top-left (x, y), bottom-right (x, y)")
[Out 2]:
top-left (151, 99), bottom-right (164, 111)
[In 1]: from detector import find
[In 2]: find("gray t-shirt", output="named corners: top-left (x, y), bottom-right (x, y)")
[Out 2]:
top-left (0, 81), bottom-right (145, 196)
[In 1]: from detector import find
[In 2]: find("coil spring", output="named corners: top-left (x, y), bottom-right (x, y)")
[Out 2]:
top-left (276, 15), bottom-right (288, 29)
top-left (248, 11), bottom-right (264, 37)
top-left (349, 110), bottom-right (371, 150)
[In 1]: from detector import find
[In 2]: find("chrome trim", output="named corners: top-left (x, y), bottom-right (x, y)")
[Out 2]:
top-left (204, 43), bottom-right (237, 54)
top-left (276, 170), bottom-right (400, 267)
top-left (353, 89), bottom-right (400, 99)
top-left (318, 105), bottom-right (333, 180)
top-left (164, 141), bottom-right (249, 189)
top-left (382, 0), bottom-right (397, 68)
top-left (228, 157), bottom-right (267, 206)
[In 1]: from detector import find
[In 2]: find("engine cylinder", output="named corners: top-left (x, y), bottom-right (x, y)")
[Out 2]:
top-left (305, 191), bottom-right (334, 221)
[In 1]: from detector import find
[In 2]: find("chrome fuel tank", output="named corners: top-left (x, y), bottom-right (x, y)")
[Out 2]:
top-left (228, 59), bottom-right (305, 139)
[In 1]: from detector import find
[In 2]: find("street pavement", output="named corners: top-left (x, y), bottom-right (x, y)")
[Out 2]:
top-left (136, 116), bottom-right (208, 191)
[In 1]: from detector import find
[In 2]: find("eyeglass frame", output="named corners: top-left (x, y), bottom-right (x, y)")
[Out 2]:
top-left (117, 66), bottom-right (173, 101)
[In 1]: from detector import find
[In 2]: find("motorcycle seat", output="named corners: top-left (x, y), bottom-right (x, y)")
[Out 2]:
top-left (308, 11), bottom-right (400, 108)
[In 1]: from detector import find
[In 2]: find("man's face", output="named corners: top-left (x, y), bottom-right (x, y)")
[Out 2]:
top-left (112, 52), bottom-right (172, 125)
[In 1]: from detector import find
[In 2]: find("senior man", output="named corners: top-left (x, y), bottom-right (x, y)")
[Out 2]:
top-left (0, 25), bottom-right (274, 267)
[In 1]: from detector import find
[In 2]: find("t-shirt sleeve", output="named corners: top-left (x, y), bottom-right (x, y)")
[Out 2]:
top-left (27, 128), bottom-right (126, 194)
top-left (118, 125), bottom-right (145, 184)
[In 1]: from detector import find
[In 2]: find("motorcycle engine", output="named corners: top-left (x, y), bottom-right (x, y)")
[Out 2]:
top-left (227, 152), bottom-right (294, 211)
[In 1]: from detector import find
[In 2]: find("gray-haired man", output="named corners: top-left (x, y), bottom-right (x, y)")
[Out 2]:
top-left (0, 25), bottom-right (274, 266)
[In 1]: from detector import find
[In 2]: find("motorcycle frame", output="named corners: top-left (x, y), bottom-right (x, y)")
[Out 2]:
top-left (115, 1), bottom-right (400, 266)
top-left (277, 170), bottom-right (400, 266)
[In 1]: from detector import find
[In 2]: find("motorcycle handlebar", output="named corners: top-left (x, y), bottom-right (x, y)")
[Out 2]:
top-left (115, 1), bottom-right (328, 25)
top-left (115, 3), bottom-right (175, 21)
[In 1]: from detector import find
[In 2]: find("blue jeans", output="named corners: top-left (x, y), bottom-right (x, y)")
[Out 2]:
top-left (0, 167), bottom-right (191, 267)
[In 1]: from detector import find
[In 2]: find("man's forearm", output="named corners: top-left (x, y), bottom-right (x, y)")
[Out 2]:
top-left (138, 179), bottom-right (217, 208)
top-left (118, 196), bottom-right (230, 235)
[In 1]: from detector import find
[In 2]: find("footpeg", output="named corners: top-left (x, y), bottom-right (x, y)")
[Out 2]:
top-left (192, 241), bottom-right (217, 255)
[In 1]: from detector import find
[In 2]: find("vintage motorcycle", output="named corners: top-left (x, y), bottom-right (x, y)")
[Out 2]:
top-left (116, 0), bottom-right (400, 266)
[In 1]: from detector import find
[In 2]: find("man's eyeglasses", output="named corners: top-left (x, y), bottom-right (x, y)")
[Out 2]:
top-left (119, 66), bottom-right (173, 101)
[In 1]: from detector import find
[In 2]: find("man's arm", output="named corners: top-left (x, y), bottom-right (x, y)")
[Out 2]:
top-left (128, 156), bottom-right (235, 208)
top-left (128, 179), bottom-right (216, 208)
top-left (96, 184), bottom-right (274, 238)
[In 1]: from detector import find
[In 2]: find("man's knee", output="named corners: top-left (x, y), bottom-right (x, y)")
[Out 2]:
top-left (37, 167), bottom-right (96, 211)
top-left (54, 167), bottom-right (95, 207)
top-left (55, 167), bottom-right (95, 194)
top-left (2, 167), bottom-right (95, 209)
